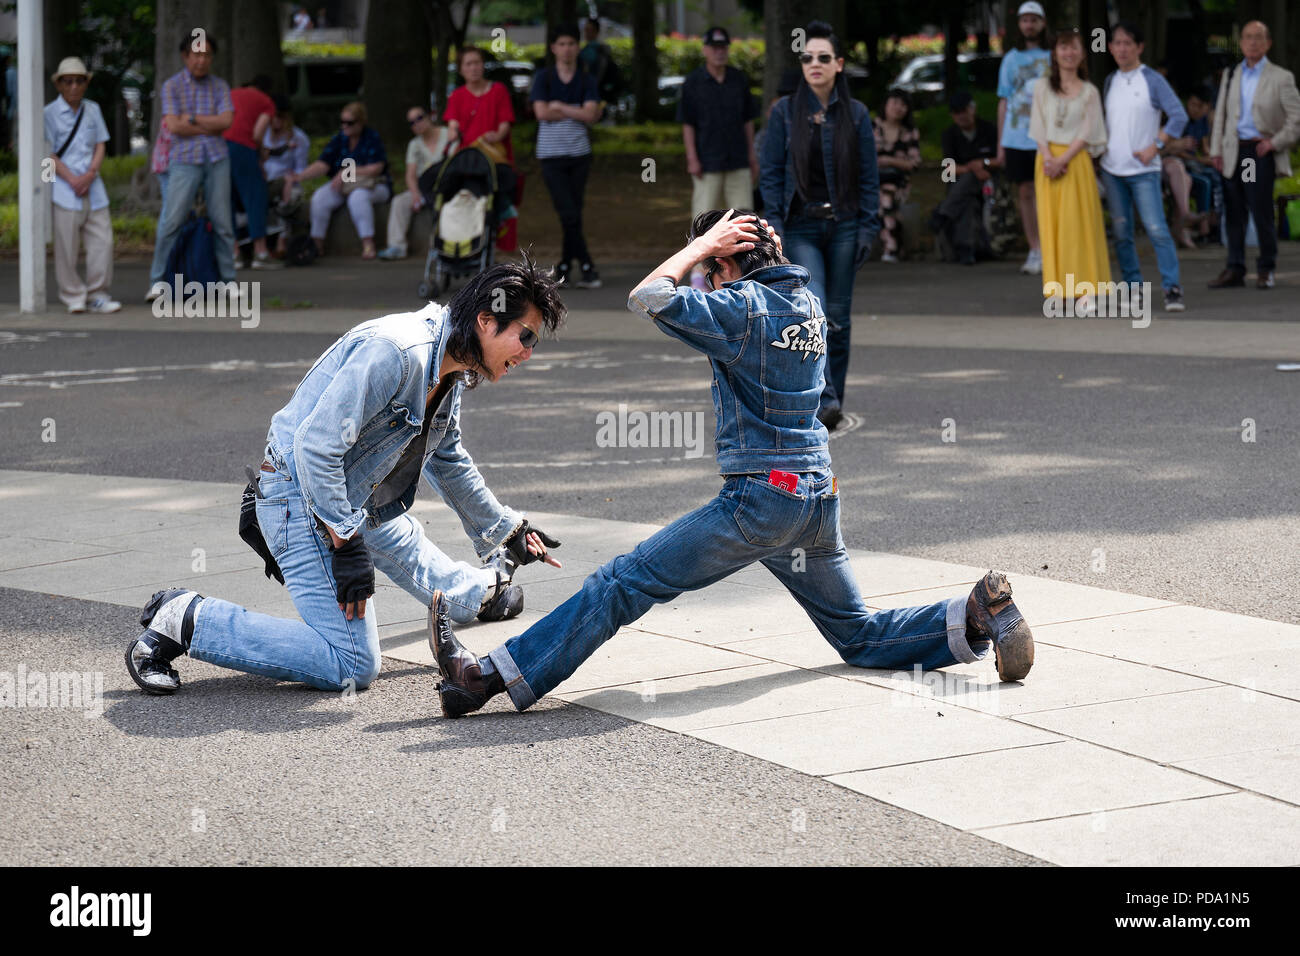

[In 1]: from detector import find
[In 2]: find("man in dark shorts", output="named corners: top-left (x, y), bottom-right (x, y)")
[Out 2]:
top-left (997, 1), bottom-right (1050, 275)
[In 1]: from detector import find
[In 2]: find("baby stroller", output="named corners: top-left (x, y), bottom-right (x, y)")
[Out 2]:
top-left (415, 144), bottom-right (516, 299)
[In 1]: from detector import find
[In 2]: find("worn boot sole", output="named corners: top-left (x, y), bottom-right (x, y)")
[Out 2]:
top-left (436, 681), bottom-right (483, 718)
top-left (970, 571), bottom-right (1035, 682)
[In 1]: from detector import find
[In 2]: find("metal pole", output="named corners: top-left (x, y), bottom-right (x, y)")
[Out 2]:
top-left (18, 0), bottom-right (46, 313)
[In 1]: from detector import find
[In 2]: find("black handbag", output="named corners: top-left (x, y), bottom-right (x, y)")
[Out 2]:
top-left (238, 467), bottom-right (285, 585)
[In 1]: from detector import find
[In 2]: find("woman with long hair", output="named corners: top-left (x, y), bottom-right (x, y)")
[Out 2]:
top-left (1029, 28), bottom-right (1110, 315)
top-left (760, 20), bottom-right (880, 429)
top-left (874, 89), bottom-right (921, 262)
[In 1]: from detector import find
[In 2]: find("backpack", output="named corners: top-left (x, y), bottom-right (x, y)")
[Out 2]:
top-left (164, 213), bottom-right (220, 291)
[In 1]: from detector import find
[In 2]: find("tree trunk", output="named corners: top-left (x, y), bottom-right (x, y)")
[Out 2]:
top-left (762, 0), bottom-right (844, 107)
top-left (230, 0), bottom-right (286, 93)
top-left (366, 0), bottom-right (432, 151)
top-left (942, 0), bottom-right (963, 99)
top-left (630, 0), bottom-right (659, 122)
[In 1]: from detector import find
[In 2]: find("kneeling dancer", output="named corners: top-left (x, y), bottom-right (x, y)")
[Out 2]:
top-left (127, 257), bottom-right (566, 695)
top-left (431, 210), bottom-right (1034, 717)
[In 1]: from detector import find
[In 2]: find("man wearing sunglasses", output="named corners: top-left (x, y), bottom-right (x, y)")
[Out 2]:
top-left (431, 209), bottom-right (1036, 718)
top-left (126, 258), bottom-right (568, 697)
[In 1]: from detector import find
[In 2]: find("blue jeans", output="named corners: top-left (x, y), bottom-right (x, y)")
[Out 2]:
top-left (1101, 169), bottom-right (1181, 292)
top-left (228, 141), bottom-right (268, 240)
top-left (783, 217), bottom-right (859, 407)
top-left (188, 464), bottom-right (497, 691)
top-left (487, 472), bottom-right (986, 710)
top-left (150, 158), bottom-right (236, 284)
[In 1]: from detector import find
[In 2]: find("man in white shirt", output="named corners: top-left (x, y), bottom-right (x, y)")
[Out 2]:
top-left (43, 57), bottom-right (120, 314)
top-left (1098, 22), bottom-right (1187, 312)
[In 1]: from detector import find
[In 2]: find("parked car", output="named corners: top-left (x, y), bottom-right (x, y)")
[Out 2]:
top-left (892, 52), bottom-right (1001, 105)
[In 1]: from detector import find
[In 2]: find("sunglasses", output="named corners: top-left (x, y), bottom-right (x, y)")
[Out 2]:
top-left (408, 114), bottom-right (426, 126)
top-left (511, 320), bottom-right (540, 349)
top-left (800, 53), bottom-right (834, 65)
top-left (340, 118), bottom-right (357, 126)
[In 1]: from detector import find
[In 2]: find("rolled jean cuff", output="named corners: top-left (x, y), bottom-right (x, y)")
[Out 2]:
top-left (486, 645), bottom-right (537, 711)
top-left (946, 595), bottom-right (989, 664)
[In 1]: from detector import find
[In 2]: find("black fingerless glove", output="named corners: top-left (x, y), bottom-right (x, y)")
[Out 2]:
top-left (503, 520), bottom-right (562, 567)
top-left (331, 535), bottom-right (375, 605)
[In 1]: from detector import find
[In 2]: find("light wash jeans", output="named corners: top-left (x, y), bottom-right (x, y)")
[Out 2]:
top-left (188, 464), bottom-right (496, 691)
top-left (150, 158), bottom-right (237, 283)
top-left (309, 181), bottom-right (392, 240)
top-left (1100, 169), bottom-right (1181, 292)
top-left (487, 472), bottom-right (986, 710)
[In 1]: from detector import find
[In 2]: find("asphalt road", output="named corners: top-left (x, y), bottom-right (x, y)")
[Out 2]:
top-left (0, 251), bottom-right (1296, 864)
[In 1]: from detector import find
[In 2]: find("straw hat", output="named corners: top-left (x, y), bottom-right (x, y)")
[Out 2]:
top-left (51, 56), bottom-right (92, 84)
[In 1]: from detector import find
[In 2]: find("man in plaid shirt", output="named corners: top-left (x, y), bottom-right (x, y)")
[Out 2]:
top-left (147, 31), bottom-right (236, 300)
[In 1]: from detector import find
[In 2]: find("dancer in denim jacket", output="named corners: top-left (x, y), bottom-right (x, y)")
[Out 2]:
top-left (431, 210), bottom-right (1036, 718)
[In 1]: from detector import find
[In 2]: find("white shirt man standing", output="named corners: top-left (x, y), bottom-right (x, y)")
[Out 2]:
top-left (43, 57), bottom-right (120, 313)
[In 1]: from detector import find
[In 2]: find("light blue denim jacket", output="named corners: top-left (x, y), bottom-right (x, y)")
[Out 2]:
top-left (628, 263), bottom-right (831, 475)
top-left (760, 85), bottom-right (881, 250)
top-left (265, 301), bottom-right (522, 554)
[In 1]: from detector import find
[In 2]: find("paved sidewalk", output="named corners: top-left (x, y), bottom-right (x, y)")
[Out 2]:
top-left (2, 467), bottom-right (1298, 865)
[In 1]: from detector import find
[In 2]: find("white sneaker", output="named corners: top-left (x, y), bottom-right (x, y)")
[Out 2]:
top-left (880, 252), bottom-right (899, 263)
top-left (1020, 250), bottom-right (1042, 274)
top-left (251, 253), bottom-right (284, 270)
top-left (67, 302), bottom-right (86, 314)
top-left (145, 285), bottom-right (165, 302)
top-left (86, 294), bottom-right (122, 314)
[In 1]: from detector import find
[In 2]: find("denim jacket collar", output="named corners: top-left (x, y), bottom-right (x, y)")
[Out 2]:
top-left (723, 262), bottom-right (811, 294)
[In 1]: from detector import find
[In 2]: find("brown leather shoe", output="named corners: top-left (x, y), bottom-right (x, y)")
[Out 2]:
top-left (966, 571), bottom-right (1035, 682)
top-left (1258, 270), bottom-right (1275, 289)
top-left (1207, 268), bottom-right (1245, 289)
top-left (429, 590), bottom-right (503, 717)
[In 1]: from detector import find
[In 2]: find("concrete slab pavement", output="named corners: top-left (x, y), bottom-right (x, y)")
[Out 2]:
top-left (2, 467), bottom-right (1297, 865)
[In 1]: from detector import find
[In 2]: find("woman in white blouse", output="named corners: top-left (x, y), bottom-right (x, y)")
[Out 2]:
top-left (1030, 28), bottom-right (1111, 315)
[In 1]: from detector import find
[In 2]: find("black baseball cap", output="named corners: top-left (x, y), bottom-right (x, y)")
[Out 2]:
top-left (703, 26), bottom-right (731, 47)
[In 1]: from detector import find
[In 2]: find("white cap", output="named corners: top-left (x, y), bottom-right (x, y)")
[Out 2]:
top-left (1017, 1), bottom-right (1046, 17)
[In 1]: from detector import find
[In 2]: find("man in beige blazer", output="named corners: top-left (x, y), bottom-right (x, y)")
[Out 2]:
top-left (1208, 20), bottom-right (1300, 289)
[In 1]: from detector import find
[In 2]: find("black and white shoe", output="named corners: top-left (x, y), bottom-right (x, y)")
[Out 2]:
top-left (125, 588), bottom-right (202, 695)
top-left (477, 569), bottom-right (523, 622)
top-left (576, 263), bottom-right (602, 289)
top-left (1163, 286), bottom-right (1185, 312)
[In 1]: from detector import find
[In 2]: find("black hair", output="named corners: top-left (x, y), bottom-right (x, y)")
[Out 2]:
top-left (688, 209), bottom-right (787, 279)
top-left (1111, 21), bottom-right (1143, 45)
top-left (1188, 84), bottom-right (1213, 103)
top-left (585, 17), bottom-right (600, 31)
top-left (883, 88), bottom-right (915, 129)
top-left (550, 22), bottom-right (580, 44)
top-left (271, 92), bottom-right (292, 114)
top-left (248, 73), bottom-right (272, 93)
top-left (444, 252), bottom-right (566, 388)
top-left (179, 31), bottom-right (218, 54)
top-left (790, 21), bottom-right (859, 214)
top-left (948, 89), bottom-right (974, 112)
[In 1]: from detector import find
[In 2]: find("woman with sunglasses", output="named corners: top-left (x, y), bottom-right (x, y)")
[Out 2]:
top-left (760, 20), bottom-right (880, 430)
top-left (289, 101), bottom-right (391, 260)
top-left (378, 106), bottom-right (453, 260)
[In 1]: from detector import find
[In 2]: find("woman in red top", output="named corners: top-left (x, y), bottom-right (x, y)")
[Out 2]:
top-left (444, 45), bottom-right (518, 249)
top-left (223, 75), bottom-right (280, 267)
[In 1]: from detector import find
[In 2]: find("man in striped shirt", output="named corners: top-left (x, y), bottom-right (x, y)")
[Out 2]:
top-left (531, 22), bottom-right (602, 288)
top-left (147, 31), bottom-right (236, 300)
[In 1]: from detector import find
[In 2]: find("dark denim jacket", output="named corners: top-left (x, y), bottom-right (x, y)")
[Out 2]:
top-left (628, 264), bottom-right (831, 475)
top-left (760, 85), bottom-right (881, 249)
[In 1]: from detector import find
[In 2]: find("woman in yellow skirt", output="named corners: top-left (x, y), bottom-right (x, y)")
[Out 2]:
top-left (1030, 28), bottom-right (1110, 315)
